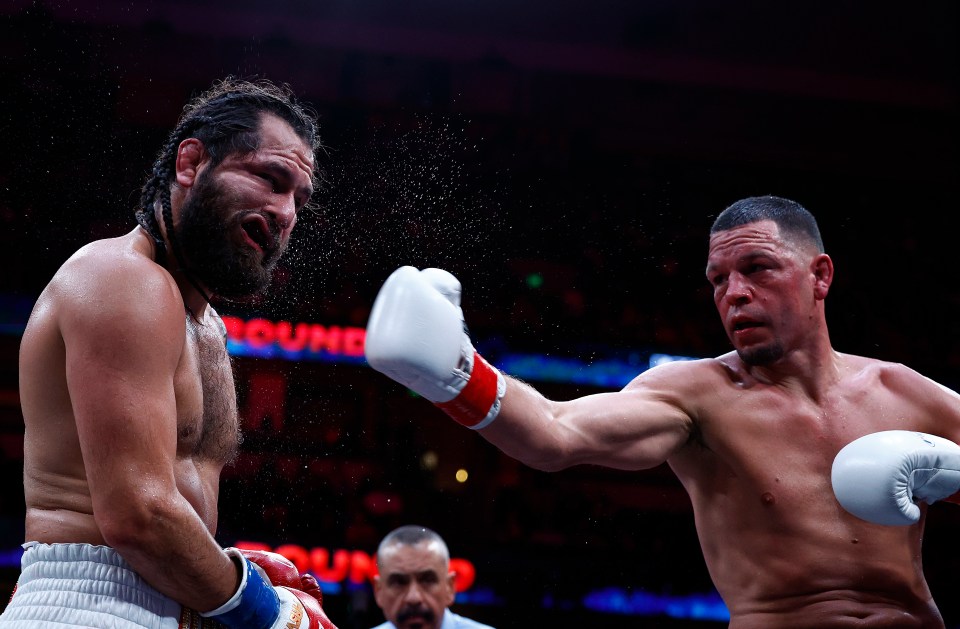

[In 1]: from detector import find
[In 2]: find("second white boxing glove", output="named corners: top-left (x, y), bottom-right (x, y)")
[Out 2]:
top-left (364, 266), bottom-right (505, 430)
top-left (831, 430), bottom-right (960, 526)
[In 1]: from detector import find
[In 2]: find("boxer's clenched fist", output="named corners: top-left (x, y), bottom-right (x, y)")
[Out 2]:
top-left (201, 548), bottom-right (338, 629)
top-left (365, 266), bottom-right (505, 430)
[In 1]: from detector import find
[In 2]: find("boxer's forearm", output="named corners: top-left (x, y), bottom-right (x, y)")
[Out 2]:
top-left (364, 266), bottom-right (694, 473)
top-left (98, 491), bottom-right (238, 611)
top-left (477, 376), bottom-right (578, 471)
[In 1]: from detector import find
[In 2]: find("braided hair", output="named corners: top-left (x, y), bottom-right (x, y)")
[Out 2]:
top-left (135, 77), bottom-right (320, 285)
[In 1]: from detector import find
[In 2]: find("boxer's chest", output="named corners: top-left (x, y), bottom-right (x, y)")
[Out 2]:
top-left (175, 312), bottom-right (239, 463)
top-left (690, 377), bottom-right (909, 505)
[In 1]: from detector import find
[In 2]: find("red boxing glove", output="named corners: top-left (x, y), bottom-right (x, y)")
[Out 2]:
top-left (235, 549), bottom-right (339, 629)
top-left (298, 572), bottom-right (324, 604)
top-left (236, 549), bottom-right (301, 588)
top-left (281, 586), bottom-right (339, 629)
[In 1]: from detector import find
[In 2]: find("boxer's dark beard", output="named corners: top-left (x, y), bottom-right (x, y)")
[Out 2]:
top-left (738, 342), bottom-right (784, 366)
top-left (176, 171), bottom-right (284, 300)
top-left (397, 606), bottom-right (435, 626)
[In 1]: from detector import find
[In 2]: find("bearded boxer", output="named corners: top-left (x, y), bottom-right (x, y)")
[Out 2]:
top-left (365, 195), bottom-right (960, 628)
top-left (4, 78), bottom-right (337, 628)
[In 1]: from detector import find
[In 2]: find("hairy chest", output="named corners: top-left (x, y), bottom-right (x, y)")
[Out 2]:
top-left (174, 315), bottom-right (240, 463)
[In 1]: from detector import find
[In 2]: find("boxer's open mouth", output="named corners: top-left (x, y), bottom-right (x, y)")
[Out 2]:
top-left (240, 215), bottom-right (274, 253)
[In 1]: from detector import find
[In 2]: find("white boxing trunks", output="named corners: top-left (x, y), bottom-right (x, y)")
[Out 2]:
top-left (0, 542), bottom-right (220, 628)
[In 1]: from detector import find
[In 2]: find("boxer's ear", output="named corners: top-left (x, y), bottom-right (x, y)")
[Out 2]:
top-left (812, 253), bottom-right (833, 300)
top-left (175, 139), bottom-right (208, 188)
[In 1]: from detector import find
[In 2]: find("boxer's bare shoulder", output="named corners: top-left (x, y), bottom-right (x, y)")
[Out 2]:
top-left (619, 353), bottom-right (754, 429)
top-left (19, 226), bottom-right (236, 542)
top-left (25, 230), bottom-right (176, 336)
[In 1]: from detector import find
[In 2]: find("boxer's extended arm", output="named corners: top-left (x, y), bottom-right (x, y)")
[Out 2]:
top-left (365, 266), bottom-right (694, 471)
top-left (485, 371), bottom-right (694, 471)
top-left (61, 255), bottom-right (237, 611)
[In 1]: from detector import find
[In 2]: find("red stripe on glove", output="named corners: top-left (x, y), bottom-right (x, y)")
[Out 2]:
top-left (436, 351), bottom-right (499, 428)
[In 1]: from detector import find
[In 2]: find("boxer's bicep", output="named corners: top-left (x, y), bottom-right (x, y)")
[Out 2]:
top-left (566, 359), bottom-right (706, 470)
top-left (62, 264), bottom-right (184, 515)
top-left (555, 386), bottom-right (693, 471)
top-left (484, 373), bottom-right (692, 472)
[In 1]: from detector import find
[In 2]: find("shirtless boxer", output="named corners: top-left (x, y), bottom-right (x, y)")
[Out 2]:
top-left (364, 195), bottom-right (960, 628)
top-left (4, 79), bottom-right (336, 628)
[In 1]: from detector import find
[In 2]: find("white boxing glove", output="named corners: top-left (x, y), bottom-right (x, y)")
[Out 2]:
top-left (364, 266), bottom-right (506, 430)
top-left (831, 430), bottom-right (960, 526)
